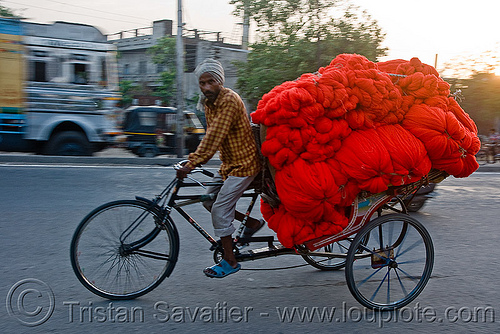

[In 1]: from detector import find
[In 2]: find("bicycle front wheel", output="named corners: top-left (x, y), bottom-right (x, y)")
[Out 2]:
top-left (70, 200), bottom-right (179, 299)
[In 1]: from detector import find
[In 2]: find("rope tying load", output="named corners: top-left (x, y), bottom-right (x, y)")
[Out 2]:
top-left (251, 54), bottom-right (480, 248)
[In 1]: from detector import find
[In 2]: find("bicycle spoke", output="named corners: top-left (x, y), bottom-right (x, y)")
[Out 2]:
top-left (394, 268), bottom-right (409, 296)
top-left (395, 238), bottom-right (422, 258)
top-left (369, 269), bottom-right (390, 301)
top-left (394, 267), bottom-right (421, 284)
top-left (386, 269), bottom-right (391, 304)
top-left (396, 258), bottom-right (426, 265)
top-left (355, 266), bottom-right (385, 289)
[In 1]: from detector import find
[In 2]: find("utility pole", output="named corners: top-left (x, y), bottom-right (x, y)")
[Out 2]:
top-left (242, 0), bottom-right (250, 50)
top-left (176, 0), bottom-right (185, 157)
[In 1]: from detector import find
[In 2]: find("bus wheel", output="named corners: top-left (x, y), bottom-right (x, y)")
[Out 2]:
top-left (43, 131), bottom-right (93, 156)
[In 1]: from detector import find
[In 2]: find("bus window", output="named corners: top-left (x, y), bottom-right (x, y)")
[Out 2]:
top-left (74, 63), bottom-right (87, 84)
top-left (33, 61), bottom-right (47, 82)
top-left (72, 54), bottom-right (88, 84)
top-left (31, 50), bottom-right (47, 82)
top-left (100, 57), bottom-right (107, 86)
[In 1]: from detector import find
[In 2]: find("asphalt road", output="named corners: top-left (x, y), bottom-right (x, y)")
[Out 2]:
top-left (0, 163), bottom-right (499, 333)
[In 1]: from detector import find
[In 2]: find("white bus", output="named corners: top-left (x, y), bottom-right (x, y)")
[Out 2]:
top-left (0, 18), bottom-right (121, 155)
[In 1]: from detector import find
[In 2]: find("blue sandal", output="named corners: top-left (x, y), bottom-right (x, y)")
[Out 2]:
top-left (204, 260), bottom-right (241, 278)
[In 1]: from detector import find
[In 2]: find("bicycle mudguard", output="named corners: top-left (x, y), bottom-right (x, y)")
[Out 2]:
top-left (135, 196), bottom-right (180, 245)
top-left (135, 196), bottom-right (159, 207)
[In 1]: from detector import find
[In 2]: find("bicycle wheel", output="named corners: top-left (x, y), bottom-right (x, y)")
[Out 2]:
top-left (301, 240), bottom-right (351, 271)
top-left (302, 234), bottom-right (370, 271)
top-left (70, 200), bottom-right (179, 299)
top-left (345, 213), bottom-right (434, 310)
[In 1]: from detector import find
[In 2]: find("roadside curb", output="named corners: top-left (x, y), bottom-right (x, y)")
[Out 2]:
top-left (0, 154), bottom-right (221, 167)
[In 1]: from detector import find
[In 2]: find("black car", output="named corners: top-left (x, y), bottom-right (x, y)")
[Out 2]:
top-left (122, 106), bottom-right (205, 157)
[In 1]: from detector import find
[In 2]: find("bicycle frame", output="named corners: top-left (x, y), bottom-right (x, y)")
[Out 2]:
top-left (168, 177), bottom-right (260, 248)
top-left (143, 171), bottom-right (297, 262)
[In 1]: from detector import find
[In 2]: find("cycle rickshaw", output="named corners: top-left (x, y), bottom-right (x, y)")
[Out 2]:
top-left (70, 130), bottom-right (446, 310)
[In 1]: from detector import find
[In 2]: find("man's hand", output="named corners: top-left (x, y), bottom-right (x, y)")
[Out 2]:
top-left (176, 165), bottom-right (193, 179)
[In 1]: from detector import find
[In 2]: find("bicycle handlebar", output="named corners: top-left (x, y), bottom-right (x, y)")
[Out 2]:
top-left (173, 160), bottom-right (214, 178)
top-left (201, 169), bottom-right (215, 178)
top-left (173, 160), bottom-right (190, 169)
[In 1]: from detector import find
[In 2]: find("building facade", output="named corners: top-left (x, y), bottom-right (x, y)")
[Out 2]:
top-left (21, 21), bottom-right (118, 89)
top-left (108, 19), bottom-right (249, 108)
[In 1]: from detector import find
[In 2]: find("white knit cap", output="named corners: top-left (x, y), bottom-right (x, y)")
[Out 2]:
top-left (194, 58), bottom-right (225, 85)
top-left (195, 59), bottom-right (225, 111)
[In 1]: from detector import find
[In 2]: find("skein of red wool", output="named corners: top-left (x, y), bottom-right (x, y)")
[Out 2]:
top-left (378, 57), bottom-right (451, 110)
top-left (335, 128), bottom-right (394, 194)
top-left (261, 200), bottom-right (347, 248)
top-left (275, 158), bottom-right (349, 222)
top-left (376, 124), bottom-right (432, 186)
top-left (402, 104), bottom-right (479, 177)
top-left (252, 53), bottom-right (480, 248)
top-left (447, 97), bottom-right (478, 134)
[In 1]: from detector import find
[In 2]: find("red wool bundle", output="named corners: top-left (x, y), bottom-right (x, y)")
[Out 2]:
top-left (251, 54), bottom-right (480, 248)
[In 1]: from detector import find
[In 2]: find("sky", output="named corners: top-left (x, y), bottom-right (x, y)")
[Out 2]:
top-left (3, 0), bottom-right (500, 74)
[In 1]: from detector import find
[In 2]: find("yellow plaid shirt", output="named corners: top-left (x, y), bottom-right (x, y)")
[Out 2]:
top-left (186, 88), bottom-right (261, 179)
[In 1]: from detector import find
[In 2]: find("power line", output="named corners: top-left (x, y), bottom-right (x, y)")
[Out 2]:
top-left (182, 2), bottom-right (240, 44)
top-left (5, 0), bottom-right (243, 43)
top-left (4, 0), bottom-right (147, 25)
top-left (44, 0), bottom-right (149, 21)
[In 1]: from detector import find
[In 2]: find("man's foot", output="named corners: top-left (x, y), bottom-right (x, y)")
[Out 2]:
top-left (241, 218), bottom-right (265, 239)
top-left (204, 259), bottom-right (241, 278)
top-left (236, 219), bottom-right (265, 248)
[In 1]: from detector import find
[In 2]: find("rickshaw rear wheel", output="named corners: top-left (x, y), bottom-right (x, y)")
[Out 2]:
top-left (301, 235), bottom-right (369, 271)
top-left (345, 213), bottom-right (434, 310)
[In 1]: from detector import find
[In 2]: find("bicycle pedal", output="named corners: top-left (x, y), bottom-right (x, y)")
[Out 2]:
top-left (235, 242), bottom-right (250, 250)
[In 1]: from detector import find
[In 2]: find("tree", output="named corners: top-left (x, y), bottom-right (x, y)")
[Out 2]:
top-left (1, 1), bottom-right (18, 17)
top-left (118, 80), bottom-right (135, 108)
top-left (441, 50), bottom-right (500, 79)
top-left (230, 0), bottom-right (387, 108)
top-left (458, 73), bottom-right (500, 135)
top-left (147, 36), bottom-right (177, 106)
top-left (441, 51), bottom-right (500, 134)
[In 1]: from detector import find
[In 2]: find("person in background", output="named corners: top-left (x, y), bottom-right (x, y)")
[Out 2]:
top-left (487, 128), bottom-right (499, 163)
top-left (176, 58), bottom-right (263, 278)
